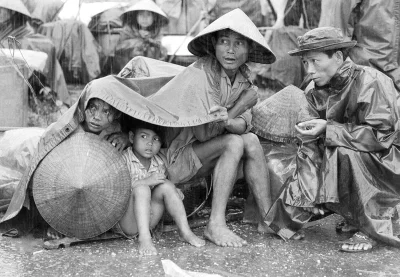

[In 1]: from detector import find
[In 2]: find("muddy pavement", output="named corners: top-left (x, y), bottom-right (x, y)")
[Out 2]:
top-left (1, 214), bottom-right (400, 277)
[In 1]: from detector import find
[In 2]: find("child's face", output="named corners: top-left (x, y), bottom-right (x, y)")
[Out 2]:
top-left (84, 99), bottom-right (117, 134)
top-left (213, 29), bottom-right (250, 78)
top-left (129, 128), bottom-right (162, 161)
top-left (137, 11), bottom-right (154, 28)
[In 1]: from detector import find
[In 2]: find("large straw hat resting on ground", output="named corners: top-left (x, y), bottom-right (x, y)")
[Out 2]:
top-left (251, 85), bottom-right (319, 143)
top-left (288, 27), bottom-right (357, 56)
top-left (188, 8), bottom-right (276, 64)
top-left (121, 0), bottom-right (169, 27)
top-left (32, 132), bottom-right (131, 239)
top-left (0, 0), bottom-right (31, 18)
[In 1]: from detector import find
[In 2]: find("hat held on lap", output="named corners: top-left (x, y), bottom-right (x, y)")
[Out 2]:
top-left (288, 27), bottom-right (357, 56)
top-left (188, 8), bottom-right (276, 64)
top-left (251, 85), bottom-right (319, 143)
top-left (33, 133), bottom-right (131, 239)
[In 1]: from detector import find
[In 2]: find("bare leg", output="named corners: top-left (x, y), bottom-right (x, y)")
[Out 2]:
top-left (119, 185), bottom-right (157, 255)
top-left (193, 134), bottom-right (247, 247)
top-left (240, 133), bottom-right (273, 234)
top-left (152, 181), bottom-right (205, 247)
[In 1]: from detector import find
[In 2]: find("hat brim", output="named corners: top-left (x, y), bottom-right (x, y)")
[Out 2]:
top-left (188, 9), bottom-right (276, 64)
top-left (33, 132), bottom-right (131, 239)
top-left (288, 41), bottom-right (357, 56)
top-left (122, 0), bottom-right (169, 27)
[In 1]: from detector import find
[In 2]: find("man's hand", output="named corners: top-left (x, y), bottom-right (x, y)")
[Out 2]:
top-left (228, 88), bottom-right (258, 119)
top-left (209, 105), bottom-right (229, 124)
top-left (236, 88), bottom-right (258, 110)
top-left (295, 119), bottom-right (327, 138)
top-left (105, 132), bottom-right (130, 152)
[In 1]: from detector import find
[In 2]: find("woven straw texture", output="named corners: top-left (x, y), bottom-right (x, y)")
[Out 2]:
top-left (187, 8), bottom-right (276, 64)
top-left (32, 132), bottom-right (131, 239)
top-left (251, 85), bottom-right (319, 143)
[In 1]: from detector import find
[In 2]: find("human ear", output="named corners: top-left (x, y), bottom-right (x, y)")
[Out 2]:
top-left (128, 131), bottom-right (135, 143)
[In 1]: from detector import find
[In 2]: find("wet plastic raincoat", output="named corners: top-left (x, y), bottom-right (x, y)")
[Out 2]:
top-left (265, 60), bottom-right (400, 246)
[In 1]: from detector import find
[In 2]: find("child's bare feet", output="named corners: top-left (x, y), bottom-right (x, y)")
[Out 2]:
top-left (179, 230), bottom-right (206, 247)
top-left (138, 236), bottom-right (158, 255)
top-left (46, 226), bottom-right (65, 240)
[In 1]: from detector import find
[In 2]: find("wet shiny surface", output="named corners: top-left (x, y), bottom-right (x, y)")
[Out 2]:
top-left (1, 215), bottom-right (400, 277)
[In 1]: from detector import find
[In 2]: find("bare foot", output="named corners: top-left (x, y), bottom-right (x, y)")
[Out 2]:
top-left (179, 230), bottom-right (205, 247)
top-left (257, 221), bottom-right (275, 234)
top-left (303, 206), bottom-right (325, 215)
top-left (138, 236), bottom-right (158, 256)
top-left (291, 230), bottom-right (305, 240)
top-left (204, 223), bottom-right (247, 247)
top-left (340, 232), bottom-right (376, 252)
top-left (46, 226), bottom-right (65, 240)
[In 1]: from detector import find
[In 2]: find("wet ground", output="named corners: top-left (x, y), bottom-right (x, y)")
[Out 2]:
top-left (1, 214), bottom-right (400, 277)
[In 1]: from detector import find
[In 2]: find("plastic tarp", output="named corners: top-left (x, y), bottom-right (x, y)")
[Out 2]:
top-left (0, 128), bottom-right (45, 212)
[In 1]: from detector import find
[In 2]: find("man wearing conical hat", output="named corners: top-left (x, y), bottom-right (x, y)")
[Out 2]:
top-left (264, 27), bottom-right (400, 253)
top-left (161, 8), bottom-right (276, 247)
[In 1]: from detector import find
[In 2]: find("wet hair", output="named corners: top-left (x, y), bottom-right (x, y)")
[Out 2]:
top-left (323, 48), bottom-right (350, 61)
top-left (130, 119), bottom-right (165, 143)
top-left (85, 98), bottom-right (120, 123)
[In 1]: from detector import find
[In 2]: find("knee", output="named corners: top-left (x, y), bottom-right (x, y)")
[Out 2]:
top-left (132, 185), bottom-right (151, 200)
top-left (154, 180), bottom-right (175, 195)
top-left (224, 134), bottom-right (244, 156)
top-left (242, 133), bottom-right (262, 156)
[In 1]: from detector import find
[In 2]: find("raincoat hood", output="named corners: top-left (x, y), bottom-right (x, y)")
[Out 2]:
top-left (188, 8), bottom-right (276, 64)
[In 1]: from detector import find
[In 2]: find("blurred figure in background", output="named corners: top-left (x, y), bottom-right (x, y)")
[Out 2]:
top-left (113, 0), bottom-right (169, 74)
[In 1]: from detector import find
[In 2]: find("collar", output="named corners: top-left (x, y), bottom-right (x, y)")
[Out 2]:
top-left (315, 60), bottom-right (357, 92)
top-left (220, 67), bottom-right (248, 85)
top-left (128, 148), bottom-right (162, 170)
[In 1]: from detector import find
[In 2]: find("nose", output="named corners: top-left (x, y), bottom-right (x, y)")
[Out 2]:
top-left (306, 63), bottom-right (316, 75)
top-left (227, 42), bottom-right (235, 53)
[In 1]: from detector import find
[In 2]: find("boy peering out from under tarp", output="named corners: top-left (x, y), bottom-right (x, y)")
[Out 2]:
top-left (115, 120), bottom-right (205, 255)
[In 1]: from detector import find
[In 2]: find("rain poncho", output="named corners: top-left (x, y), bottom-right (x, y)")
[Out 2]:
top-left (265, 60), bottom-right (400, 246)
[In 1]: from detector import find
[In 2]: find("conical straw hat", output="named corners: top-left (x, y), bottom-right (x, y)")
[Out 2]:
top-left (251, 85), bottom-right (319, 143)
top-left (32, 132), bottom-right (131, 239)
top-left (121, 0), bottom-right (169, 27)
top-left (0, 0), bottom-right (31, 18)
top-left (188, 8), bottom-right (275, 64)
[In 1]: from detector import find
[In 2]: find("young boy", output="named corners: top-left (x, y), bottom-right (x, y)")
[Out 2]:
top-left (116, 121), bottom-right (205, 255)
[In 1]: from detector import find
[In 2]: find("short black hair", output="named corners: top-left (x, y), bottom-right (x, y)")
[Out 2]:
top-left (130, 119), bottom-right (165, 143)
top-left (323, 48), bottom-right (350, 60)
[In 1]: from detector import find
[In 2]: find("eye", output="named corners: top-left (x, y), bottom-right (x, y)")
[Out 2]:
top-left (141, 134), bottom-right (147, 139)
top-left (154, 137), bottom-right (160, 141)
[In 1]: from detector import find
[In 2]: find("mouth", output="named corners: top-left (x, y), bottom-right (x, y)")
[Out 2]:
top-left (223, 57), bottom-right (236, 63)
top-left (145, 149), bottom-right (153, 154)
top-left (89, 122), bottom-right (100, 129)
